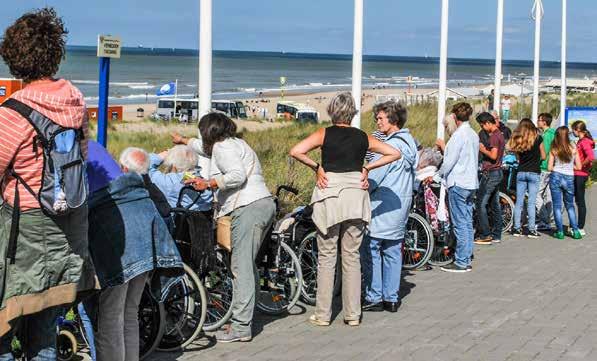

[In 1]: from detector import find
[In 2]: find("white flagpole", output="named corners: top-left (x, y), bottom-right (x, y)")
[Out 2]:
top-left (560, 0), bottom-right (567, 126)
top-left (437, 0), bottom-right (449, 140)
top-left (199, 0), bottom-right (212, 119)
top-left (531, 0), bottom-right (543, 124)
top-left (494, 0), bottom-right (504, 116)
top-left (351, 0), bottom-right (364, 128)
top-left (174, 79), bottom-right (178, 112)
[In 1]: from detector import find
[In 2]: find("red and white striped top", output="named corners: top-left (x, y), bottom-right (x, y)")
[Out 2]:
top-left (0, 79), bottom-right (88, 210)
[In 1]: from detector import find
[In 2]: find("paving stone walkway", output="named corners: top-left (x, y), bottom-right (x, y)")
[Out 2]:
top-left (151, 187), bottom-right (597, 361)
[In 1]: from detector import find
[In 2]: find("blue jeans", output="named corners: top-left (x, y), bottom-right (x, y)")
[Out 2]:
top-left (78, 303), bottom-right (96, 361)
top-left (514, 172), bottom-right (540, 231)
top-left (0, 306), bottom-right (62, 361)
top-left (549, 172), bottom-right (578, 233)
top-left (476, 170), bottom-right (503, 240)
top-left (361, 236), bottom-right (403, 303)
top-left (448, 186), bottom-right (475, 268)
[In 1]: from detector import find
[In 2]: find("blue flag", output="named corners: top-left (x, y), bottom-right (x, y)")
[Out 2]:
top-left (156, 82), bottom-right (176, 96)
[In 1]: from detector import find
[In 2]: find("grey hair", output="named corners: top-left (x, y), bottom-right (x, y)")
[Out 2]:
top-left (373, 101), bottom-right (408, 128)
top-left (327, 92), bottom-right (358, 125)
top-left (164, 145), bottom-right (198, 173)
top-left (119, 147), bottom-right (150, 174)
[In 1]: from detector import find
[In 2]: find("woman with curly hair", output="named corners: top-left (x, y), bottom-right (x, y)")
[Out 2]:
top-left (0, 8), bottom-right (95, 359)
top-left (548, 126), bottom-right (583, 239)
top-left (507, 119), bottom-right (546, 238)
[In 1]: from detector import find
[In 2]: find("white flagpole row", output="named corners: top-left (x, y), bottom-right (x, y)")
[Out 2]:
top-left (437, 0), bottom-right (449, 140)
top-left (351, 0), bottom-right (364, 128)
top-left (531, 0), bottom-right (544, 124)
top-left (560, 0), bottom-right (567, 126)
top-left (199, 0), bottom-right (212, 119)
top-left (494, 0), bottom-right (504, 115)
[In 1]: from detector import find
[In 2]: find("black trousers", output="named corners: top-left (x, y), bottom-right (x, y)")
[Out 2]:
top-left (574, 175), bottom-right (588, 229)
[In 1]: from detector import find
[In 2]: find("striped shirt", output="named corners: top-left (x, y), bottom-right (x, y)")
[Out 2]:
top-left (0, 79), bottom-right (88, 210)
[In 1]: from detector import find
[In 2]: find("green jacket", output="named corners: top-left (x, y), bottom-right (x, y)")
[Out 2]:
top-left (540, 128), bottom-right (556, 171)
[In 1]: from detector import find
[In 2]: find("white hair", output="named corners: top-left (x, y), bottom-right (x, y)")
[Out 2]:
top-left (164, 145), bottom-right (198, 173)
top-left (119, 147), bottom-right (150, 174)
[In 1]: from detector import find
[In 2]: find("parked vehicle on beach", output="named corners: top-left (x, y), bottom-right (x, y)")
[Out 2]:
top-left (276, 101), bottom-right (319, 123)
top-left (155, 98), bottom-right (247, 121)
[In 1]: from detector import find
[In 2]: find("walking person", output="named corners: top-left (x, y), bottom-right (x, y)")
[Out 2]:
top-left (361, 101), bottom-right (418, 313)
top-left (571, 121), bottom-right (594, 236)
top-left (289, 92), bottom-right (400, 326)
top-left (474, 112), bottom-right (505, 245)
top-left (434, 103), bottom-right (479, 273)
top-left (501, 95), bottom-right (512, 123)
top-left (548, 126), bottom-right (583, 239)
top-left (175, 113), bottom-right (275, 343)
top-left (0, 9), bottom-right (96, 359)
top-left (536, 113), bottom-right (556, 231)
top-left (507, 119), bottom-right (545, 238)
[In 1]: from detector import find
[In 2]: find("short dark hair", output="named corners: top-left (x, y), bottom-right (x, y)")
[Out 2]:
top-left (198, 112), bottom-right (238, 156)
top-left (373, 101), bottom-right (408, 128)
top-left (0, 8), bottom-right (68, 83)
top-left (451, 102), bottom-right (473, 122)
top-left (476, 112), bottom-right (496, 125)
top-left (538, 113), bottom-right (553, 126)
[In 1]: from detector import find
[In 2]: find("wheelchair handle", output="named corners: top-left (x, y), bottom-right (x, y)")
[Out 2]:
top-left (275, 185), bottom-right (299, 198)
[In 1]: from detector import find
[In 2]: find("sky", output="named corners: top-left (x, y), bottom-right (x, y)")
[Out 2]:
top-left (2, 0), bottom-right (596, 62)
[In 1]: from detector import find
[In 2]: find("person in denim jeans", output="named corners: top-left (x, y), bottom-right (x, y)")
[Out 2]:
top-left (507, 119), bottom-right (545, 238)
top-left (433, 103), bottom-right (479, 273)
top-left (475, 112), bottom-right (505, 245)
top-left (548, 126), bottom-right (583, 239)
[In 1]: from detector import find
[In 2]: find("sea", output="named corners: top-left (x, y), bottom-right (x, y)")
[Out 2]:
top-left (1, 46), bottom-right (596, 105)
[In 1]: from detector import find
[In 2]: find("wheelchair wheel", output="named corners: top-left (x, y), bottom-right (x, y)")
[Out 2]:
top-left (256, 241), bottom-right (302, 315)
top-left (403, 213), bottom-right (435, 270)
top-left (56, 330), bottom-right (77, 361)
top-left (499, 192), bottom-right (514, 232)
top-left (428, 226), bottom-right (455, 267)
top-left (202, 250), bottom-right (234, 332)
top-left (158, 263), bottom-right (207, 351)
top-left (139, 284), bottom-right (166, 360)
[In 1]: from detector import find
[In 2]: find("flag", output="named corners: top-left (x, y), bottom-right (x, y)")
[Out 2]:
top-left (156, 82), bottom-right (176, 96)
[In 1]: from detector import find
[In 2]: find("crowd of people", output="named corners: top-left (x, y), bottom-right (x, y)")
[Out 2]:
top-left (0, 7), bottom-right (594, 361)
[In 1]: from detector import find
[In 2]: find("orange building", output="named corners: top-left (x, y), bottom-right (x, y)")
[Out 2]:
top-left (0, 78), bottom-right (23, 104)
top-left (87, 106), bottom-right (123, 122)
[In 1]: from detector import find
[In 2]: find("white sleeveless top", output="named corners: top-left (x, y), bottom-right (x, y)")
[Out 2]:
top-left (552, 147), bottom-right (575, 176)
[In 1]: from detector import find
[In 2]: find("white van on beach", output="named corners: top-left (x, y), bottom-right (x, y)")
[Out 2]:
top-left (276, 101), bottom-right (319, 123)
top-left (155, 98), bottom-right (247, 121)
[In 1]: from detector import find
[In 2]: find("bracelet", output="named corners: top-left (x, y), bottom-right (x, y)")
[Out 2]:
top-left (362, 166), bottom-right (370, 173)
top-left (314, 163), bottom-right (320, 172)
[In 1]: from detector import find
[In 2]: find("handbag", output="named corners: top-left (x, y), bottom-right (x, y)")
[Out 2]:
top-left (215, 158), bottom-right (255, 252)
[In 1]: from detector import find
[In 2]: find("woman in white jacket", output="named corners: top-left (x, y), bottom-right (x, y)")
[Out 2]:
top-left (172, 113), bottom-right (274, 343)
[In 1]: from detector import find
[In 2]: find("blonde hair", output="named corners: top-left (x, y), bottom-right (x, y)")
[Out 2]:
top-left (327, 92), bottom-right (358, 125)
top-left (507, 118), bottom-right (538, 153)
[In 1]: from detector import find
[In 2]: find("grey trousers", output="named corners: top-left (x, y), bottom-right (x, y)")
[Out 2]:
top-left (536, 171), bottom-right (554, 226)
top-left (230, 197), bottom-right (275, 333)
top-left (95, 272), bottom-right (149, 361)
top-left (315, 219), bottom-right (366, 322)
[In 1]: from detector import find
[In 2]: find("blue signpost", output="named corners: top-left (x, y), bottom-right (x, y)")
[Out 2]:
top-left (96, 35), bottom-right (122, 147)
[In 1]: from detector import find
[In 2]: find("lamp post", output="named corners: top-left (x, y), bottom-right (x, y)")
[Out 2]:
top-left (560, 0), bottom-right (567, 125)
top-left (198, 0), bottom-right (212, 119)
top-left (351, 0), bottom-right (364, 128)
top-left (518, 73), bottom-right (527, 121)
top-left (437, 0), bottom-right (449, 140)
top-left (494, 0), bottom-right (504, 115)
top-left (531, 0), bottom-right (544, 124)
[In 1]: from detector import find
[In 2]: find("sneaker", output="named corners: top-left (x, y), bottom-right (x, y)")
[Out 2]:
top-left (579, 229), bottom-right (586, 236)
top-left (527, 230), bottom-right (540, 238)
top-left (511, 228), bottom-right (523, 237)
top-left (466, 265), bottom-right (472, 271)
top-left (474, 237), bottom-right (493, 245)
top-left (344, 319), bottom-right (360, 326)
top-left (492, 239), bottom-right (501, 244)
top-left (571, 230), bottom-right (582, 240)
top-left (308, 315), bottom-right (330, 327)
top-left (362, 301), bottom-right (384, 312)
top-left (216, 326), bottom-right (252, 343)
top-left (440, 263), bottom-right (471, 273)
top-left (553, 231), bottom-right (565, 240)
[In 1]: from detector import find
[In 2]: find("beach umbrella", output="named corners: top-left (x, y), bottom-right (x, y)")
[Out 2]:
top-left (199, 0), bottom-right (212, 119)
top-left (560, 0), bottom-right (567, 125)
top-left (531, 0), bottom-right (544, 124)
top-left (493, 0), bottom-right (505, 115)
top-left (351, 0), bottom-right (364, 128)
top-left (436, 0), bottom-right (449, 139)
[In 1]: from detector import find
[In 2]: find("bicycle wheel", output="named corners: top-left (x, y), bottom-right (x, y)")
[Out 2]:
top-left (139, 284), bottom-right (165, 360)
top-left (157, 263), bottom-right (207, 351)
top-left (403, 213), bottom-right (435, 270)
top-left (499, 192), bottom-right (514, 232)
top-left (256, 241), bottom-right (303, 315)
top-left (202, 250), bottom-right (234, 332)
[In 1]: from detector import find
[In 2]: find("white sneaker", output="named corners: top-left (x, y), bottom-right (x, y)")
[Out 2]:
top-left (579, 229), bottom-right (586, 236)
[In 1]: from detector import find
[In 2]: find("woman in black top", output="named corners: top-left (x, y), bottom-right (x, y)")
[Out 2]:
top-left (290, 92), bottom-right (400, 327)
top-left (507, 118), bottom-right (545, 237)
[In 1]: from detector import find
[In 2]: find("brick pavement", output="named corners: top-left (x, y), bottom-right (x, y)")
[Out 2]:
top-left (150, 187), bottom-right (597, 361)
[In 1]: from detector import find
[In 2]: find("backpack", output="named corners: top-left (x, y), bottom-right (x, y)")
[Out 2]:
top-left (1, 98), bottom-right (88, 263)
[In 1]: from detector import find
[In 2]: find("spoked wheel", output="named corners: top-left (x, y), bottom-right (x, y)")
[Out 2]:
top-left (56, 330), bottom-right (77, 361)
top-left (256, 241), bottom-right (303, 315)
top-left (428, 226), bottom-right (455, 267)
top-left (157, 263), bottom-right (207, 351)
top-left (402, 213), bottom-right (435, 270)
top-left (202, 250), bottom-right (234, 332)
top-left (499, 192), bottom-right (514, 233)
top-left (139, 283), bottom-right (166, 360)
top-left (297, 231), bottom-right (318, 305)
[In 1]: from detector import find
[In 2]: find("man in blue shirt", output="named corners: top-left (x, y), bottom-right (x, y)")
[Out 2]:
top-left (435, 102), bottom-right (479, 273)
